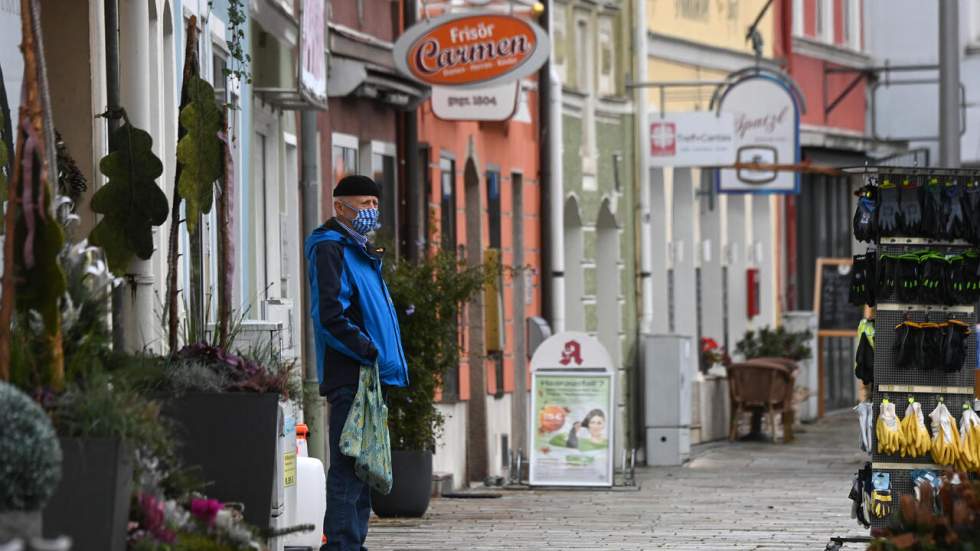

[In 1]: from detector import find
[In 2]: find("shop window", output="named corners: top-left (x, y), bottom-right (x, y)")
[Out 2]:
top-left (598, 16), bottom-right (615, 97)
top-left (331, 133), bottom-right (358, 189)
top-left (487, 170), bottom-right (502, 249)
top-left (439, 156), bottom-right (456, 254)
top-left (370, 143), bottom-right (398, 249)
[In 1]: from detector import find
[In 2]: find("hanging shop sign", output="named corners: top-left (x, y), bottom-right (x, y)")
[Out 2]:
top-left (529, 332), bottom-right (615, 487)
top-left (299, 0), bottom-right (327, 107)
top-left (716, 74), bottom-right (801, 193)
top-left (648, 111), bottom-right (735, 168)
top-left (393, 11), bottom-right (550, 89)
top-left (431, 81), bottom-right (519, 121)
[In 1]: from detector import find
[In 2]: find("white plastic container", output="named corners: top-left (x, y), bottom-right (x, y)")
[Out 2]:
top-left (282, 457), bottom-right (326, 548)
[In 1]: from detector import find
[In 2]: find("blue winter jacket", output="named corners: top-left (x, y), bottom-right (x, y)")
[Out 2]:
top-left (305, 219), bottom-right (409, 393)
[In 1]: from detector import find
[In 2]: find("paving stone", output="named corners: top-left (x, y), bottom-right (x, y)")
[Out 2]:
top-left (366, 411), bottom-right (869, 550)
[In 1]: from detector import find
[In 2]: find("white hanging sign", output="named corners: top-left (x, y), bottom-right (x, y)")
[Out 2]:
top-left (431, 81), bottom-right (520, 121)
top-left (648, 112), bottom-right (735, 167)
top-left (717, 75), bottom-right (801, 194)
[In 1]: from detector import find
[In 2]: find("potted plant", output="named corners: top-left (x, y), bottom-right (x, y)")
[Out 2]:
top-left (699, 337), bottom-right (730, 375)
top-left (371, 250), bottom-right (496, 518)
top-left (0, 381), bottom-right (62, 543)
top-left (152, 339), bottom-right (299, 528)
top-left (734, 325), bottom-right (813, 362)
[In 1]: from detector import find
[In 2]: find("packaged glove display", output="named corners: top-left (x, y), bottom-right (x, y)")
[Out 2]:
top-left (855, 175), bottom-right (980, 243)
top-left (854, 185), bottom-right (878, 243)
top-left (876, 251), bottom-right (978, 305)
top-left (899, 399), bottom-right (930, 458)
top-left (910, 469), bottom-right (942, 512)
top-left (957, 405), bottom-right (980, 472)
top-left (854, 402), bottom-right (873, 453)
top-left (929, 401), bottom-right (962, 467)
top-left (876, 399), bottom-right (903, 455)
top-left (848, 463), bottom-right (873, 528)
top-left (891, 319), bottom-right (970, 372)
top-left (870, 472), bottom-right (893, 519)
top-left (849, 252), bottom-right (876, 307)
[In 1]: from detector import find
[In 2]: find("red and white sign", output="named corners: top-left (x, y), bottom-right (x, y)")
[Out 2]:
top-left (650, 122), bottom-right (677, 156)
top-left (393, 11), bottom-right (550, 89)
top-left (431, 81), bottom-right (519, 121)
top-left (299, 0), bottom-right (327, 107)
top-left (648, 112), bottom-right (735, 167)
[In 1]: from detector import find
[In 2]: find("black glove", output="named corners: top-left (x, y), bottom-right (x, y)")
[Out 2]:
top-left (849, 254), bottom-right (875, 307)
top-left (919, 180), bottom-right (944, 239)
top-left (964, 182), bottom-right (980, 245)
top-left (945, 255), bottom-right (967, 304)
top-left (877, 254), bottom-right (896, 299)
top-left (944, 182), bottom-right (967, 240)
top-left (918, 322), bottom-right (943, 371)
top-left (964, 252), bottom-right (980, 302)
top-left (855, 330), bottom-right (874, 385)
top-left (877, 184), bottom-right (901, 237)
top-left (894, 321), bottom-right (919, 370)
top-left (918, 255), bottom-right (946, 304)
top-left (895, 255), bottom-right (920, 302)
top-left (942, 320), bottom-right (970, 373)
top-left (854, 187), bottom-right (877, 242)
top-left (899, 182), bottom-right (922, 236)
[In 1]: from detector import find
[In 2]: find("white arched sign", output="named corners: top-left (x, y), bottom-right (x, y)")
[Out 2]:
top-left (529, 332), bottom-right (615, 487)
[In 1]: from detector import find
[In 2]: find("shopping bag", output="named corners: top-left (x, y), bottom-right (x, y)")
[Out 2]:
top-left (339, 362), bottom-right (393, 495)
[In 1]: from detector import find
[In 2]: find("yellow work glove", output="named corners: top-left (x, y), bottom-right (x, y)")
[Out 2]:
top-left (930, 402), bottom-right (961, 467)
top-left (876, 400), bottom-right (903, 455)
top-left (899, 400), bottom-right (930, 458)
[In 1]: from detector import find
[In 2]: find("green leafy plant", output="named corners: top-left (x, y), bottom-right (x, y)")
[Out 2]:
top-left (869, 476), bottom-right (980, 550)
top-left (89, 119), bottom-right (169, 273)
top-left (0, 380), bottom-right (62, 511)
top-left (176, 75), bottom-right (222, 234)
top-left (221, 0), bottom-right (252, 86)
top-left (384, 250), bottom-right (498, 451)
top-left (735, 325), bottom-right (813, 362)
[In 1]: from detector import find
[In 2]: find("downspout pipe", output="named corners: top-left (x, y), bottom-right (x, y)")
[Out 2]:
top-left (634, 0), bottom-right (652, 335)
top-left (105, 0), bottom-right (120, 134)
top-left (404, 0), bottom-right (421, 261)
top-left (300, 109), bottom-right (326, 462)
top-left (548, 64), bottom-right (564, 334)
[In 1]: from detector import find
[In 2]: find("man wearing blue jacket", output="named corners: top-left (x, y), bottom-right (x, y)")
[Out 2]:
top-left (305, 175), bottom-right (408, 551)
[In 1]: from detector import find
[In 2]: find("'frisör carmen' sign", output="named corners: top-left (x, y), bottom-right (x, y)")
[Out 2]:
top-left (393, 11), bottom-right (550, 89)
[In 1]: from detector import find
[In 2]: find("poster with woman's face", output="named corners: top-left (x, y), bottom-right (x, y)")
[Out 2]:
top-left (529, 374), bottom-right (613, 486)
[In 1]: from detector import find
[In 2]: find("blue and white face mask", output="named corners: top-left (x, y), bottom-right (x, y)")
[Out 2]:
top-left (342, 201), bottom-right (381, 235)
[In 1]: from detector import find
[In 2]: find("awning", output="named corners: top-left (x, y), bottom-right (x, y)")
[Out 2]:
top-left (326, 22), bottom-right (429, 111)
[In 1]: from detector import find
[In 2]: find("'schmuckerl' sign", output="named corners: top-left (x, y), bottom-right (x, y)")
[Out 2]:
top-left (393, 11), bottom-right (550, 89)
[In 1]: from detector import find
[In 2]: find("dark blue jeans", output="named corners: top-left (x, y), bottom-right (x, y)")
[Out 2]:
top-left (324, 385), bottom-right (370, 551)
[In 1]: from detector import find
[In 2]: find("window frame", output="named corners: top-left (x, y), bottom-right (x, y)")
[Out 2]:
top-left (597, 15), bottom-right (615, 97)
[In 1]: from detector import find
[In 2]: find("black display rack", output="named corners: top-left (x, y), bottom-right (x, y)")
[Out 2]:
top-left (844, 167), bottom-right (979, 529)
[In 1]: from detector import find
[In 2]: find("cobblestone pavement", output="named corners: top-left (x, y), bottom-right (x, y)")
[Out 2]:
top-left (366, 412), bottom-right (871, 550)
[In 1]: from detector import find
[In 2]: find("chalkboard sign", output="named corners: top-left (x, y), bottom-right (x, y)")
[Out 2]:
top-left (813, 258), bottom-right (862, 337)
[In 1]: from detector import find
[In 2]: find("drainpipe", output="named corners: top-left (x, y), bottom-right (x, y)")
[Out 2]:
top-left (634, 0), bottom-right (652, 335)
top-left (300, 109), bottom-right (325, 462)
top-left (548, 64), bottom-right (564, 334)
top-left (403, 0), bottom-right (421, 261)
top-left (105, 0), bottom-right (120, 134)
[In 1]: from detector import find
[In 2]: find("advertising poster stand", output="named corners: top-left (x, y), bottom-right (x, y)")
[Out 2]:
top-left (528, 332), bottom-right (615, 487)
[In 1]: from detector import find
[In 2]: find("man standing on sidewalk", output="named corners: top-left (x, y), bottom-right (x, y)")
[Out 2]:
top-left (305, 175), bottom-right (409, 551)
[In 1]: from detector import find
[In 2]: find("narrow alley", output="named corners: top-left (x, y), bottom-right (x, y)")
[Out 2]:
top-left (368, 412), bottom-right (865, 550)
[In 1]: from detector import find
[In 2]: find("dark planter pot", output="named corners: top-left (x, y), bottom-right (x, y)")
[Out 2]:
top-left (43, 437), bottom-right (132, 551)
top-left (163, 392), bottom-right (279, 528)
top-left (371, 450), bottom-right (432, 518)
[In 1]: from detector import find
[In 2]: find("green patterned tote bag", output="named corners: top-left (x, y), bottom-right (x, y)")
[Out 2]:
top-left (340, 363), bottom-right (393, 495)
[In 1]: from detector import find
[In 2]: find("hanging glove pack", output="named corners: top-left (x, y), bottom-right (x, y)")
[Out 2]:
top-left (855, 175), bottom-right (980, 242)
top-left (957, 406), bottom-right (980, 472)
top-left (854, 319), bottom-right (875, 385)
top-left (876, 399), bottom-right (903, 455)
top-left (854, 185), bottom-right (878, 242)
top-left (899, 400), bottom-right (930, 458)
top-left (929, 401), bottom-right (962, 467)
top-left (849, 252), bottom-right (876, 307)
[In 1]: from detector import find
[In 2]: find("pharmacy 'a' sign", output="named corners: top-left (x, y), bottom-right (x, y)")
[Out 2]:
top-left (529, 332), bottom-right (615, 487)
top-left (393, 11), bottom-right (550, 89)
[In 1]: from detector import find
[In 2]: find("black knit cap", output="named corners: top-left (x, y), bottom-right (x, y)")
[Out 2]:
top-left (334, 175), bottom-right (381, 198)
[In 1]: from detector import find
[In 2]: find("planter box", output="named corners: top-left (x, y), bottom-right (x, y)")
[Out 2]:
top-left (371, 450), bottom-right (432, 518)
top-left (43, 437), bottom-right (132, 551)
top-left (163, 392), bottom-right (280, 528)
